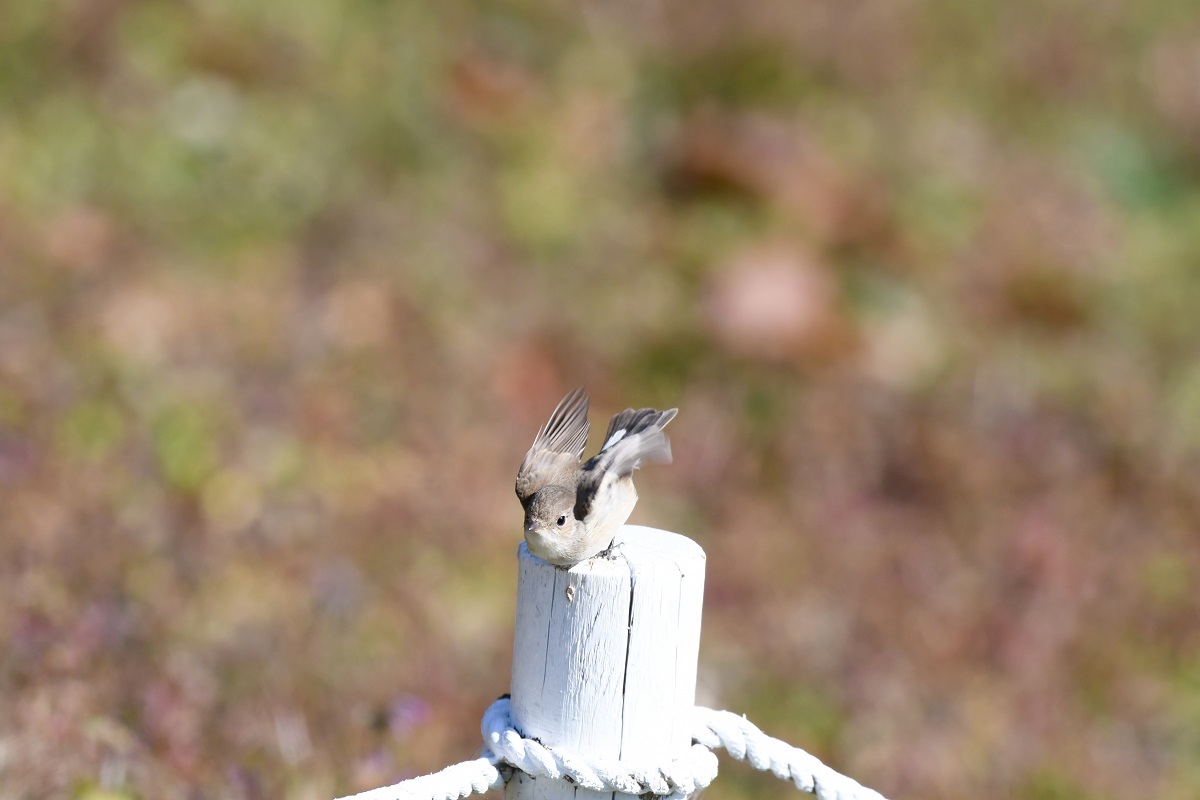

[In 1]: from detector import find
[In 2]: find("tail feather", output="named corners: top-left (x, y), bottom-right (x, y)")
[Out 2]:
top-left (592, 406), bottom-right (677, 476)
top-left (601, 407), bottom-right (677, 452)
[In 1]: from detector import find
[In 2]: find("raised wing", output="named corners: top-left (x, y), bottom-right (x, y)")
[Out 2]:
top-left (515, 388), bottom-right (590, 503)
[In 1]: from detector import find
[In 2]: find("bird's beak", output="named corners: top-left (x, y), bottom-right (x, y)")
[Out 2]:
top-left (524, 520), bottom-right (537, 533)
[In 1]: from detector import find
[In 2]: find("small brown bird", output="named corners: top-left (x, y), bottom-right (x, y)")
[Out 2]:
top-left (515, 388), bottom-right (677, 566)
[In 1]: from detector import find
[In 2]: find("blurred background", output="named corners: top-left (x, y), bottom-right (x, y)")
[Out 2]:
top-left (3, 1), bottom-right (1200, 799)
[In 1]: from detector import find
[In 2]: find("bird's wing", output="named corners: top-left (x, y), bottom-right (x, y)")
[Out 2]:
top-left (515, 388), bottom-right (590, 503)
top-left (575, 406), bottom-right (676, 520)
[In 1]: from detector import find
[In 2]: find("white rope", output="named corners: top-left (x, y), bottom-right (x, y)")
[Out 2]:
top-left (335, 697), bottom-right (889, 800)
top-left (336, 755), bottom-right (506, 800)
top-left (482, 698), bottom-right (717, 800)
top-left (692, 707), bottom-right (889, 800)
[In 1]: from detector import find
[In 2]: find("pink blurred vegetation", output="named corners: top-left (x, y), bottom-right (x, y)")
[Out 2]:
top-left (2, 2), bottom-right (1200, 799)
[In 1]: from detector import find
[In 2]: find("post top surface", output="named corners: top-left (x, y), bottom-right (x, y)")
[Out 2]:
top-left (516, 525), bottom-right (705, 574)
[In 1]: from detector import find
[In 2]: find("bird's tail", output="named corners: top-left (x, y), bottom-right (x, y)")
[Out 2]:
top-left (595, 407), bottom-right (678, 476)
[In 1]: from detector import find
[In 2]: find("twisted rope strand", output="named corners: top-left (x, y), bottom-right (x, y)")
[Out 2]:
top-left (334, 698), bottom-right (889, 800)
top-left (692, 707), bottom-right (888, 800)
top-left (483, 698), bottom-right (717, 800)
top-left (336, 755), bottom-right (505, 800)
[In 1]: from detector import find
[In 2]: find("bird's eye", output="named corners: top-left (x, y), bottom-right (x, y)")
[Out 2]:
top-left (556, 515), bottom-right (568, 527)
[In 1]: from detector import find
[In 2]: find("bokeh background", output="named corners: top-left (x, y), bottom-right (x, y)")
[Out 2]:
top-left (3, 2), bottom-right (1200, 799)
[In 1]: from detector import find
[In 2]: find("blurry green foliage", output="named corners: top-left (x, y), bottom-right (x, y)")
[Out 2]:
top-left (58, 401), bottom-right (126, 461)
top-left (1019, 768), bottom-right (1095, 800)
top-left (152, 402), bottom-right (222, 492)
top-left (74, 786), bottom-right (136, 800)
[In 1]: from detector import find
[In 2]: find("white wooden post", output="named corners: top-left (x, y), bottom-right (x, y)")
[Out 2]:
top-left (507, 524), bottom-right (706, 800)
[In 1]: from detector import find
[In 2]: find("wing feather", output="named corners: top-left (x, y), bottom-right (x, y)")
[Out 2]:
top-left (515, 388), bottom-right (590, 503)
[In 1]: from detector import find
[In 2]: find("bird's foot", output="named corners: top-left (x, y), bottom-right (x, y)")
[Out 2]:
top-left (596, 539), bottom-right (624, 560)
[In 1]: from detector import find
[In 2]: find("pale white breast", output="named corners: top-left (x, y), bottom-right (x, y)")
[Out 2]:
top-left (580, 473), bottom-right (638, 559)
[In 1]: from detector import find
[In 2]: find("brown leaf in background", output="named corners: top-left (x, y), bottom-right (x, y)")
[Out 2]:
top-left (1147, 34), bottom-right (1200, 152)
top-left (44, 206), bottom-right (117, 274)
top-left (704, 241), bottom-right (856, 364)
top-left (666, 113), bottom-right (887, 247)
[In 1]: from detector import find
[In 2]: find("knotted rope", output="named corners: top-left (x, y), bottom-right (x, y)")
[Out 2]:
top-left (337, 697), bottom-right (888, 800)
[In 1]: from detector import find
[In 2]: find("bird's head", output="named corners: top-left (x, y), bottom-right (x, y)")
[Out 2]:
top-left (523, 485), bottom-right (579, 538)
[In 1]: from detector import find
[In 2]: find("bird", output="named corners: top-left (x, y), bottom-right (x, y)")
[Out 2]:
top-left (515, 388), bottom-right (677, 566)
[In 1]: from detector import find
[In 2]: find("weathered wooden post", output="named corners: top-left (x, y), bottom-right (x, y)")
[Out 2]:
top-left (507, 524), bottom-right (706, 800)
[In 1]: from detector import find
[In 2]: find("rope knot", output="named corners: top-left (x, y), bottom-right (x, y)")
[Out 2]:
top-left (335, 698), bottom-right (889, 800)
top-left (482, 698), bottom-right (718, 800)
